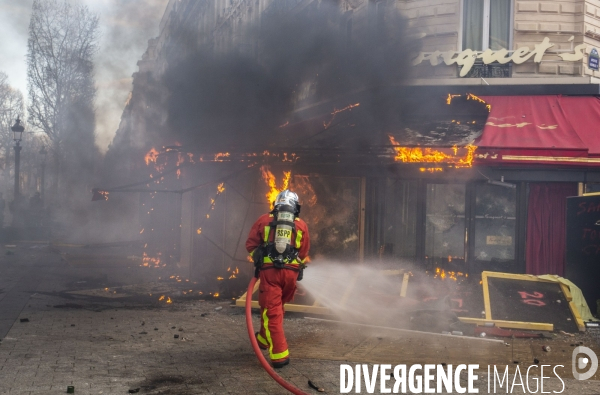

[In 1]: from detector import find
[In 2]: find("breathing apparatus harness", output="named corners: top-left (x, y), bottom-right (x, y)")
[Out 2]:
top-left (253, 202), bottom-right (305, 280)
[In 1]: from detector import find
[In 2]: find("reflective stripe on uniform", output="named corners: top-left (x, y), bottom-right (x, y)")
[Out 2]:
top-left (262, 308), bottom-right (289, 361)
top-left (256, 333), bottom-right (269, 347)
top-left (271, 348), bottom-right (289, 360)
top-left (258, 217), bottom-right (302, 264)
top-left (262, 259), bottom-right (300, 265)
top-left (295, 229), bottom-right (302, 249)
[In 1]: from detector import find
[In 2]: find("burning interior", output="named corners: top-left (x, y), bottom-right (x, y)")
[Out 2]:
top-left (92, 1), bottom-right (600, 317)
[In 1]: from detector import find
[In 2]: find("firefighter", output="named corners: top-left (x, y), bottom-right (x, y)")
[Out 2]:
top-left (246, 189), bottom-right (310, 368)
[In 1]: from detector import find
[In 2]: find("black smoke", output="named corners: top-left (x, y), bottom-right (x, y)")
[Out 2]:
top-left (161, 2), bottom-right (421, 153)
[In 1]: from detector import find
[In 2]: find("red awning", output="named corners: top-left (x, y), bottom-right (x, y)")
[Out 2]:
top-left (475, 96), bottom-right (600, 166)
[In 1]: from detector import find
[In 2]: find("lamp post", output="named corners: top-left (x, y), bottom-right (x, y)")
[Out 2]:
top-left (39, 145), bottom-right (47, 205)
top-left (11, 118), bottom-right (24, 199)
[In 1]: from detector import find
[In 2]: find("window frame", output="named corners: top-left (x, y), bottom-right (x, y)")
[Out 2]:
top-left (459, 0), bottom-right (514, 52)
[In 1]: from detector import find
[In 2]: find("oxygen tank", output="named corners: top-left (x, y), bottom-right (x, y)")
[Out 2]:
top-left (274, 205), bottom-right (295, 254)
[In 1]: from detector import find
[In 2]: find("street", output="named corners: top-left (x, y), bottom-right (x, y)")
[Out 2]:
top-left (0, 243), bottom-right (598, 395)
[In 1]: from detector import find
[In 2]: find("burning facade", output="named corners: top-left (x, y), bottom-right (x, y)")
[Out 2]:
top-left (101, 0), bottom-right (600, 312)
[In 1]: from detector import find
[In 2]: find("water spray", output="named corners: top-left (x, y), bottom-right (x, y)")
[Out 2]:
top-left (245, 277), bottom-right (310, 395)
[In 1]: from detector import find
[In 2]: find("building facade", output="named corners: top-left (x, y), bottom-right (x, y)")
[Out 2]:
top-left (110, 0), bottom-right (600, 310)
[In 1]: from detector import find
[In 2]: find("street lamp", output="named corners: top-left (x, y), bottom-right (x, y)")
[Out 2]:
top-left (39, 145), bottom-right (47, 204)
top-left (11, 118), bottom-right (24, 199)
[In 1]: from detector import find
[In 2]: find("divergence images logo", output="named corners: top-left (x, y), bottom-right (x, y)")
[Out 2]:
top-left (572, 346), bottom-right (598, 381)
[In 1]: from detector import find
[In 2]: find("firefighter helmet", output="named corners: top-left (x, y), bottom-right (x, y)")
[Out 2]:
top-left (274, 189), bottom-right (300, 216)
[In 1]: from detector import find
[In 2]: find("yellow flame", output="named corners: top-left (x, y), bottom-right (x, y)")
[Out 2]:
top-left (214, 152), bottom-right (230, 162)
top-left (217, 183), bottom-right (225, 193)
top-left (196, 228), bottom-right (202, 234)
top-left (166, 297), bottom-right (172, 304)
top-left (261, 165), bottom-right (291, 206)
top-left (144, 148), bottom-right (159, 165)
top-left (466, 93), bottom-right (491, 112)
top-left (389, 135), bottom-right (477, 168)
top-left (419, 167), bottom-right (443, 173)
top-left (159, 295), bottom-right (165, 301)
top-left (213, 293), bottom-right (220, 298)
top-left (323, 103), bottom-right (360, 129)
top-left (446, 94), bottom-right (461, 105)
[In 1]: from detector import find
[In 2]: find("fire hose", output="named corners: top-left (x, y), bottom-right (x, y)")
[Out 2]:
top-left (245, 277), bottom-right (310, 395)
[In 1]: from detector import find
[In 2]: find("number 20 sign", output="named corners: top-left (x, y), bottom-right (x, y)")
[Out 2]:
top-left (518, 291), bottom-right (546, 307)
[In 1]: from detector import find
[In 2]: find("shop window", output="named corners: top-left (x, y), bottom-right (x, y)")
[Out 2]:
top-left (585, 183), bottom-right (600, 194)
top-left (425, 184), bottom-right (466, 268)
top-left (381, 179), bottom-right (418, 260)
top-left (473, 183), bottom-right (516, 264)
top-left (462, 0), bottom-right (511, 51)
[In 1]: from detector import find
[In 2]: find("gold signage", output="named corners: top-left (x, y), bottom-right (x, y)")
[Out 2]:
top-left (413, 37), bottom-right (586, 77)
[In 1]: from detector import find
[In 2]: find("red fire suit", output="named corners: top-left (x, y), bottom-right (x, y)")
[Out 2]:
top-left (246, 213), bottom-right (310, 364)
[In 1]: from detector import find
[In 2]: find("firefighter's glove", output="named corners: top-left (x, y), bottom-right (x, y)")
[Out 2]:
top-left (297, 263), bottom-right (306, 281)
top-left (252, 247), bottom-right (264, 279)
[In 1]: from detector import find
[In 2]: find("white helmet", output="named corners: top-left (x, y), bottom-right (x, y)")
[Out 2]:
top-left (274, 190), bottom-right (300, 212)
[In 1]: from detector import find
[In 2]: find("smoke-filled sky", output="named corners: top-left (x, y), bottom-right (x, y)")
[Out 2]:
top-left (0, 0), bottom-right (168, 152)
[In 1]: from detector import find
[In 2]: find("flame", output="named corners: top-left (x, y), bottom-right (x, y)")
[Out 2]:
top-left (176, 152), bottom-right (185, 167)
top-left (323, 103), bottom-right (360, 129)
top-left (213, 293), bottom-right (220, 298)
top-left (389, 135), bottom-right (477, 168)
top-left (217, 277), bottom-right (224, 281)
top-left (446, 94), bottom-right (461, 105)
top-left (94, 189), bottom-right (109, 200)
top-left (228, 266), bottom-right (240, 279)
top-left (432, 267), bottom-right (466, 281)
top-left (260, 165), bottom-right (291, 206)
top-left (141, 252), bottom-right (161, 267)
top-left (196, 228), bottom-right (202, 234)
top-left (166, 297), bottom-right (172, 304)
top-left (144, 148), bottom-right (160, 165)
top-left (466, 93), bottom-right (491, 112)
top-left (217, 183), bottom-right (225, 193)
top-left (159, 295), bottom-right (165, 301)
top-left (214, 152), bottom-right (230, 162)
top-left (419, 167), bottom-right (443, 173)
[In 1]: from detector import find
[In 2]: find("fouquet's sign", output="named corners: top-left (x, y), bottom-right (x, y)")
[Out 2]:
top-left (413, 37), bottom-right (586, 77)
